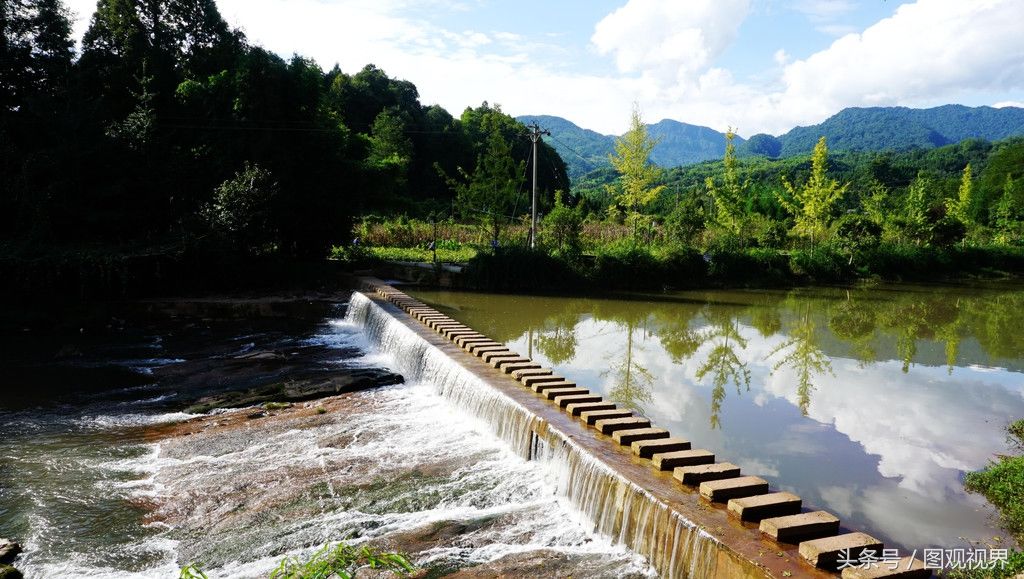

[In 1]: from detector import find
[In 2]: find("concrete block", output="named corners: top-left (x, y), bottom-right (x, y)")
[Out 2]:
top-left (501, 361), bottom-right (541, 373)
top-left (727, 492), bottom-right (801, 522)
top-left (522, 375), bottom-right (565, 388)
top-left (531, 380), bottom-right (576, 392)
top-left (631, 437), bottom-right (691, 459)
top-left (673, 462), bottom-right (741, 485)
top-left (699, 476), bottom-right (769, 502)
top-left (580, 408), bottom-right (633, 426)
top-left (457, 336), bottom-right (494, 347)
top-left (485, 353), bottom-right (524, 365)
top-left (565, 401), bottom-right (615, 417)
top-left (512, 368), bottom-right (553, 380)
top-left (612, 427), bottom-right (670, 446)
top-left (760, 511), bottom-right (840, 544)
top-left (594, 416), bottom-right (651, 435)
top-left (553, 393), bottom-right (602, 408)
top-left (470, 344), bottom-right (507, 355)
top-left (840, 557), bottom-right (930, 578)
top-left (652, 449), bottom-right (714, 471)
top-left (543, 387), bottom-right (589, 400)
top-left (799, 532), bottom-right (884, 570)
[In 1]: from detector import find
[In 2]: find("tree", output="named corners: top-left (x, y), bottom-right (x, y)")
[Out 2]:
top-left (608, 104), bottom-right (664, 237)
top-left (705, 129), bottom-right (748, 238)
top-left (777, 136), bottom-right (848, 245)
top-left (443, 113), bottom-right (524, 245)
top-left (203, 162), bottom-right (279, 254)
top-left (995, 175), bottom-right (1023, 245)
top-left (945, 163), bottom-right (975, 229)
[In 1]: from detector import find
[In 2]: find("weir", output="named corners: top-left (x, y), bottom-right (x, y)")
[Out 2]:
top-left (348, 279), bottom-right (930, 579)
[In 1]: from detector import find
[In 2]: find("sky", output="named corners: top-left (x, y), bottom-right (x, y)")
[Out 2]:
top-left (62, 0), bottom-right (1024, 137)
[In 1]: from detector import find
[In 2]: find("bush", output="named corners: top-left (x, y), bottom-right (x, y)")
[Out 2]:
top-left (789, 245), bottom-right (853, 282)
top-left (704, 247), bottom-right (789, 286)
top-left (463, 246), bottom-right (583, 291)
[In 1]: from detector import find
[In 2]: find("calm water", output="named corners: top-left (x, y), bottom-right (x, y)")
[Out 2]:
top-left (409, 282), bottom-right (1024, 553)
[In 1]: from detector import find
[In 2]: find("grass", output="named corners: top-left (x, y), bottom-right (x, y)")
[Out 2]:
top-left (366, 246), bottom-right (478, 263)
top-left (179, 539), bottom-right (415, 579)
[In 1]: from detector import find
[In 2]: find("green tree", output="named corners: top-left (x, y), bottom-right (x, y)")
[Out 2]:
top-left (902, 173), bottom-right (933, 245)
top-left (444, 113), bottom-right (525, 245)
top-left (608, 105), bottom-right (665, 237)
top-left (995, 175), bottom-right (1023, 244)
top-left (777, 136), bottom-right (848, 245)
top-left (542, 190), bottom-right (583, 257)
top-left (705, 129), bottom-right (748, 237)
top-left (945, 163), bottom-right (975, 229)
top-left (203, 162), bottom-right (279, 254)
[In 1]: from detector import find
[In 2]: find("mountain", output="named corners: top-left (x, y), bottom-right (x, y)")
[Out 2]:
top-left (778, 105), bottom-right (1024, 156)
top-left (517, 115), bottom-right (740, 178)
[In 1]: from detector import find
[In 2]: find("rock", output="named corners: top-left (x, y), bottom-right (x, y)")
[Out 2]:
top-left (0, 539), bottom-right (20, 565)
top-left (0, 565), bottom-right (23, 579)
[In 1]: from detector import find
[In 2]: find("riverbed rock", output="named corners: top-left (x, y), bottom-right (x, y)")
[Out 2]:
top-left (184, 368), bottom-right (404, 413)
top-left (0, 539), bottom-right (20, 564)
top-left (0, 565), bottom-right (23, 579)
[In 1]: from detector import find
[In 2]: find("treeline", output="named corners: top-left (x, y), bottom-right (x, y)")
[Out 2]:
top-left (1, 0), bottom-right (566, 272)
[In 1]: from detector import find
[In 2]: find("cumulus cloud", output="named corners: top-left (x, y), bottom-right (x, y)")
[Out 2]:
top-left (591, 0), bottom-right (750, 88)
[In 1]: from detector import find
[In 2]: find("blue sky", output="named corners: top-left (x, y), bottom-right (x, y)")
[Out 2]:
top-left (65, 0), bottom-right (1024, 136)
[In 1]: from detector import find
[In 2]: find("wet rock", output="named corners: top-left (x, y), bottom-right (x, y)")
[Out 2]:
top-left (0, 565), bottom-right (23, 579)
top-left (0, 539), bottom-right (20, 564)
top-left (184, 368), bottom-right (404, 413)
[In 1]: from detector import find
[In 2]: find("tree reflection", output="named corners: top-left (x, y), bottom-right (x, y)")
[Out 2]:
top-left (769, 305), bottom-right (833, 415)
top-left (694, 311), bottom-right (751, 429)
top-left (535, 307), bottom-right (583, 365)
top-left (602, 318), bottom-right (655, 414)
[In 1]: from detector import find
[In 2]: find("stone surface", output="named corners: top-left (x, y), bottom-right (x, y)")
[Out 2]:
top-left (482, 351), bottom-right (519, 363)
top-left (840, 557), bottom-right (931, 578)
top-left (673, 462), bottom-right (741, 485)
top-left (0, 540), bottom-right (20, 565)
top-left (632, 437), bottom-right (691, 459)
top-left (543, 387), bottom-right (590, 400)
top-left (799, 532), bottom-right (884, 570)
top-left (699, 476), bottom-right (769, 502)
top-left (580, 408), bottom-right (633, 426)
top-left (553, 393), bottom-right (603, 408)
top-left (727, 492), bottom-right (802, 522)
top-left (470, 344), bottom-right (507, 355)
top-left (594, 416), bottom-right (651, 435)
top-left (0, 564), bottom-right (24, 579)
top-left (522, 375), bottom-right (565, 388)
top-left (455, 336), bottom-right (492, 346)
top-left (512, 368), bottom-right (553, 380)
top-left (612, 427), bottom-right (669, 446)
top-left (652, 449), bottom-right (714, 470)
top-left (488, 355), bottom-right (528, 367)
top-left (532, 380), bottom-right (576, 393)
top-left (565, 401), bottom-right (616, 417)
top-left (502, 361), bottom-right (542, 374)
top-left (760, 511), bottom-right (840, 544)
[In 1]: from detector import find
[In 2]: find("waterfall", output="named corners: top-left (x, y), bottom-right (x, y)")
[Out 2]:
top-left (346, 292), bottom-right (722, 578)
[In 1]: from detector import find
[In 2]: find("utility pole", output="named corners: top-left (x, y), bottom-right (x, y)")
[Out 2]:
top-left (527, 123), bottom-right (550, 249)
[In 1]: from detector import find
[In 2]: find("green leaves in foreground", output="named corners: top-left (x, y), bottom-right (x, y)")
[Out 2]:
top-left (965, 419), bottom-right (1024, 542)
top-left (180, 541), bottom-right (415, 579)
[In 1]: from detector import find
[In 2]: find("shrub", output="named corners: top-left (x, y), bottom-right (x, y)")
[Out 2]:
top-left (789, 245), bottom-right (853, 282)
top-left (463, 247), bottom-right (582, 291)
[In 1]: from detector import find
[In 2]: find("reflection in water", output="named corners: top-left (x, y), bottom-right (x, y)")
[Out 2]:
top-left (768, 304), bottom-right (832, 416)
top-left (693, 312), bottom-right (751, 429)
top-left (413, 283), bottom-right (1024, 552)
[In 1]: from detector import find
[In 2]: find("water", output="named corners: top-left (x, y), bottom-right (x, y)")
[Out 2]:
top-left (0, 298), bottom-right (651, 577)
top-left (408, 282), bottom-right (1024, 554)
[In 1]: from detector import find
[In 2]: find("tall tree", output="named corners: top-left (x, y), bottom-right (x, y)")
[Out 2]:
top-left (608, 104), bottom-right (664, 236)
top-left (946, 163), bottom-right (975, 228)
top-left (705, 129), bottom-right (748, 237)
top-left (778, 136), bottom-right (847, 245)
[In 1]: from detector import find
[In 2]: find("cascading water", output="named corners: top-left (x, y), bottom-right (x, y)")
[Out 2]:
top-left (346, 292), bottom-right (722, 578)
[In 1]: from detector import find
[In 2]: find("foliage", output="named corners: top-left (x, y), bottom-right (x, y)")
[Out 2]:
top-left (705, 129), bottom-right (749, 237)
top-left (777, 137), bottom-right (848, 245)
top-left (542, 191), bottom-right (583, 257)
top-left (177, 540), bottom-right (415, 579)
top-left (607, 105), bottom-right (665, 237)
top-left (202, 162), bottom-right (279, 254)
top-left (964, 420), bottom-right (1024, 543)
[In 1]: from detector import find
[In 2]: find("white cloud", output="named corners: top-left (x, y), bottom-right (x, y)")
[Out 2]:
top-left (773, 48), bottom-right (790, 66)
top-left (591, 0), bottom-right (751, 88)
top-left (994, 101), bottom-right (1024, 109)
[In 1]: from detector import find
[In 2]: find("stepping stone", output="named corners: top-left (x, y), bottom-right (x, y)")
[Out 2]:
top-left (470, 344), bottom-right (507, 355)
top-left (613, 427), bottom-right (669, 446)
top-left (699, 476), bottom-right (769, 502)
top-left (522, 375), bottom-right (565, 388)
top-left (565, 401), bottom-right (615, 417)
top-left (544, 387), bottom-right (589, 400)
top-left (532, 380), bottom-right (576, 393)
top-left (502, 361), bottom-right (541, 373)
top-left (442, 328), bottom-right (476, 338)
top-left (632, 437), bottom-right (691, 459)
top-left (430, 321), bottom-right (461, 330)
top-left (553, 393), bottom-right (602, 408)
top-left (451, 333), bottom-right (486, 342)
top-left (673, 462), bottom-right (741, 485)
top-left (512, 368), bottom-right (553, 380)
top-left (727, 492), bottom-right (802, 522)
top-left (799, 532), bottom-right (884, 571)
top-left (840, 557), bottom-right (930, 578)
top-left (760, 511), bottom-right (840, 544)
top-left (652, 449), bottom-right (714, 470)
top-left (594, 416), bottom-right (651, 435)
top-left (483, 350), bottom-right (520, 362)
top-left (581, 408), bottom-right (632, 426)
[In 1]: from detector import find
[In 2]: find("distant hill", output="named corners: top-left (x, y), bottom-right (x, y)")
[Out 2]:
top-left (778, 105), bottom-right (1024, 156)
top-left (517, 115), bottom-right (741, 178)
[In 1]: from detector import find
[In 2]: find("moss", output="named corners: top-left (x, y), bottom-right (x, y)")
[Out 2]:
top-left (262, 402), bottom-right (292, 411)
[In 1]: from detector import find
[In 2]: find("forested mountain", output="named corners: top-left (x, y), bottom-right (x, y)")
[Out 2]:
top-left (517, 115), bottom-right (742, 178)
top-left (1, 0), bottom-right (566, 263)
top-left (777, 105), bottom-right (1024, 156)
